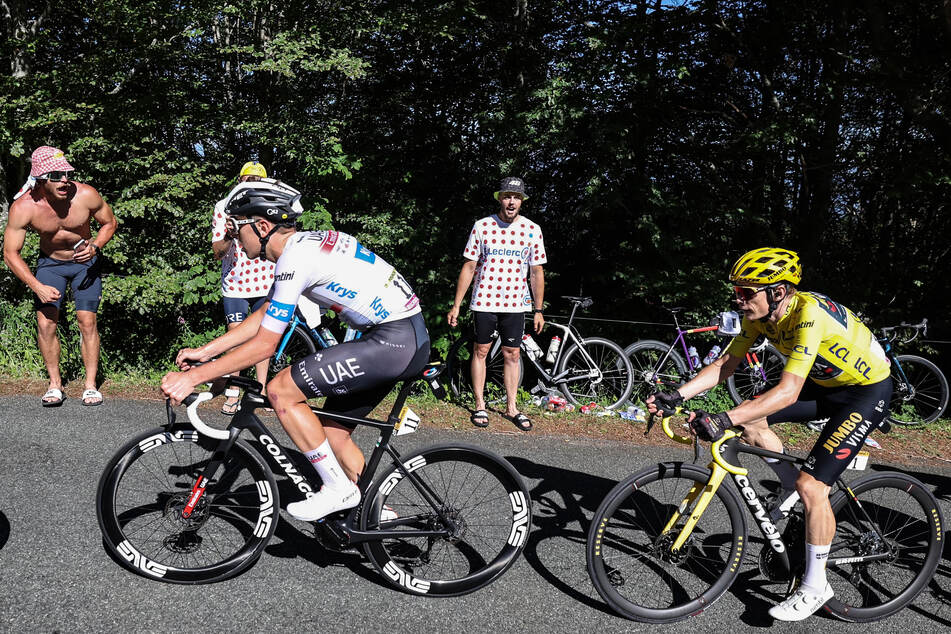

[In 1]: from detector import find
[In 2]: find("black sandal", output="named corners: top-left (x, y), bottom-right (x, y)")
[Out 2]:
top-left (470, 409), bottom-right (489, 428)
top-left (507, 412), bottom-right (533, 431)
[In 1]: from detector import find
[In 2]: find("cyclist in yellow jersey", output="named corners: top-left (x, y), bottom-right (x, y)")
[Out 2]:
top-left (645, 248), bottom-right (893, 622)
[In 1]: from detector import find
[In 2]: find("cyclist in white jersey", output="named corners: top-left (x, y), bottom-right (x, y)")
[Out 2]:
top-left (161, 179), bottom-right (430, 522)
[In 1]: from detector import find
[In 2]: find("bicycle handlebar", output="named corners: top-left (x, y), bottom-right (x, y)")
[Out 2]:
top-left (183, 392), bottom-right (231, 440)
top-left (879, 318), bottom-right (928, 344)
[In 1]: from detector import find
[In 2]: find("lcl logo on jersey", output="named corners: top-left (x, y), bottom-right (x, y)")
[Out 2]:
top-left (326, 282), bottom-right (357, 299)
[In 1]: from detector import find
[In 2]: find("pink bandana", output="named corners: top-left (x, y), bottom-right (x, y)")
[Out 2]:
top-left (30, 146), bottom-right (74, 177)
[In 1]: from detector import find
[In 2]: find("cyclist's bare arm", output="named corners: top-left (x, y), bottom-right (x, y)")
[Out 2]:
top-left (176, 302), bottom-right (268, 367)
top-left (726, 370), bottom-right (806, 426)
top-left (448, 259), bottom-right (477, 326)
top-left (676, 352), bottom-right (743, 399)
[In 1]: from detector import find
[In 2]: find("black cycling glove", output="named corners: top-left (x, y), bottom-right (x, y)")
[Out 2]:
top-left (689, 410), bottom-right (734, 442)
top-left (650, 390), bottom-right (684, 417)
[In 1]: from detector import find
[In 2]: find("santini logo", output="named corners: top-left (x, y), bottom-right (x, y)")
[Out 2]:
top-left (274, 272), bottom-right (295, 282)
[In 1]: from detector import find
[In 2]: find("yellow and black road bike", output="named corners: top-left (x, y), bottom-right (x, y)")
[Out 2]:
top-left (586, 410), bottom-right (944, 623)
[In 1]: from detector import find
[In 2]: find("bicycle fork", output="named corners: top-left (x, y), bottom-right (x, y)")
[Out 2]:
top-left (661, 463), bottom-right (729, 551)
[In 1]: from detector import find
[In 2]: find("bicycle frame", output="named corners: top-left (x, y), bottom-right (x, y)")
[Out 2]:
top-left (652, 415), bottom-right (893, 574)
top-left (177, 375), bottom-right (460, 545)
top-left (273, 310), bottom-right (363, 361)
top-left (522, 301), bottom-right (603, 386)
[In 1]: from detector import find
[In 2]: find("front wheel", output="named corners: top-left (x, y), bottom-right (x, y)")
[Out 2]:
top-left (823, 472), bottom-right (944, 622)
top-left (624, 340), bottom-right (688, 406)
top-left (556, 337), bottom-right (633, 410)
top-left (360, 443), bottom-right (531, 596)
top-left (726, 343), bottom-right (786, 405)
top-left (96, 425), bottom-right (279, 584)
top-left (885, 355), bottom-right (949, 426)
top-left (586, 462), bottom-right (747, 623)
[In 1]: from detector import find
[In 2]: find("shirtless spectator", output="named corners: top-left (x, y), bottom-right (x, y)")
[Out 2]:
top-left (3, 146), bottom-right (118, 406)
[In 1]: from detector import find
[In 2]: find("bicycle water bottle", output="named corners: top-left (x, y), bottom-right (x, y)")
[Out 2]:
top-left (318, 326), bottom-right (339, 347)
top-left (522, 334), bottom-right (543, 361)
top-left (545, 336), bottom-right (562, 364)
top-left (687, 346), bottom-right (701, 368)
top-left (703, 345), bottom-right (722, 365)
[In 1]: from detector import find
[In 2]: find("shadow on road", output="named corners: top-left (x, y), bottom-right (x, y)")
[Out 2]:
top-left (0, 511), bottom-right (9, 552)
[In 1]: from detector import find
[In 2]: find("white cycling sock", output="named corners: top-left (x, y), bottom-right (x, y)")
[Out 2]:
top-left (801, 542), bottom-right (831, 591)
top-left (304, 440), bottom-right (350, 490)
top-left (764, 452), bottom-right (800, 491)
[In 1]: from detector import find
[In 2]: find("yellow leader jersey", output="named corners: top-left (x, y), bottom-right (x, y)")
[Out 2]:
top-left (725, 292), bottom-right (890, 387)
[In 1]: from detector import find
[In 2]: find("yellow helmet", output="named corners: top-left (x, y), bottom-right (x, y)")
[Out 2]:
top-left (239, 161), bottom-right (268, 179)
top-left (729, 247), bottom-right (802, 286)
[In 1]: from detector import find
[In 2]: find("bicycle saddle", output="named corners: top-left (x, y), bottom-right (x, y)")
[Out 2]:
top-left (562, 295), bottom-right (594, 308)
top-left (664, 306), bottom-right (687, 314)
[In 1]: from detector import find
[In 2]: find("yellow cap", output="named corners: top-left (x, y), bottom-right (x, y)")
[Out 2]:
top-left (239, 161), bottom-right (268, 178)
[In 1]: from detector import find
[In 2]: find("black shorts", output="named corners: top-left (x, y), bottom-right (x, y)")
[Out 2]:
top-left (223, 296), bottom-right (268, 324)
top-left (34, 253), bottom-right (102, 312)
top-left (473, 311), bottom-right (524, 347)
top-left (289, 313), bottom-right (430, 428)
top-left (766, 378), bottom-right (892, 485)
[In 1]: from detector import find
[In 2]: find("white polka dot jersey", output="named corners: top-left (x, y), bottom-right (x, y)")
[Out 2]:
top-left (212, 198), bottom-right (276, 298)
top-left (463, 214), bottom-right (547, 313)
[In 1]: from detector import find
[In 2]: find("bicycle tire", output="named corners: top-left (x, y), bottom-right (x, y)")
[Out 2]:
top-left (445, 332), bottom-right (523, 404)
top-left (360, 443), bottom-right (531, 596)
top-left (726, 343), bottom-right (786, 405)
top-left (822, 472), bottom-right (944, 622)
top-left (624, 340), bottom-right (689, 406)
top-left (96, 424), bottom-right (279, 584)
top-left (586, 462), bottom-right (747, 623)
top-left (885, 355), bottom-right (949, 426)
top-left (556, 337), bottom-right (633, 410)
top-left (269, 324), bottom-right (317, 381)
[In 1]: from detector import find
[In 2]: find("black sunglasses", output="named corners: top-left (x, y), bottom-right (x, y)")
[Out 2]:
top-left (38, 171), bottom-right (73, 181)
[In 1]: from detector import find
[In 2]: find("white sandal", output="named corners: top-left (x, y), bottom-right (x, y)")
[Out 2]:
top-left (82, 388), bottom-right (103, 406)
top-left (42, 388), bottom-right (66, 407)
top-left (221, 387), bottom-right (241, 415)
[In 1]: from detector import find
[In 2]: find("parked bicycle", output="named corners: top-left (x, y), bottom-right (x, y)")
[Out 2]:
top-left (445, 296), bottom-right (633, 410)
top-left (586, 410), bottom-right (943, 623)
top-left (96, 367), bottom-right (531, 595)
top-left (879, 319), bottom-right (949, 426)
top-left (625, 307), bottom-right (785, 407)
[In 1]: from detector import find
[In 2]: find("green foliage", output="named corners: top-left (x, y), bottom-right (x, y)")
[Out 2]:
top-left (1, 0), bottom-right (949, 382)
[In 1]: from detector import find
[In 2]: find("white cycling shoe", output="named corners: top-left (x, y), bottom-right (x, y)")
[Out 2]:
top-left (287, 483), bottom-right (361, 522)
top-left (768, 582), bottom-right (834, 621)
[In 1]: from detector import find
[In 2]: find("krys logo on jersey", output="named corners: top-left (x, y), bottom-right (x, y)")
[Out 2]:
top-left (822, 411), bottom-right (875, 456)
top-left (325, 282), bottom-right (357, 300)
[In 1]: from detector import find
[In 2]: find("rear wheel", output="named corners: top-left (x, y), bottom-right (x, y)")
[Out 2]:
top-left (726, 343), bottom-right (786, 404)
top-left (823, 472), bottom-right (944, 622)
top-left (556, 337), bottom-right (633, 410)
top-left (96, 425), bottom-right (278, 584)
top-left (885, 355), bottom-right (949, 426)
top-left (361, 444), bottom-right (531, 596)
top-left (624, 340), bottom-right (688, 406)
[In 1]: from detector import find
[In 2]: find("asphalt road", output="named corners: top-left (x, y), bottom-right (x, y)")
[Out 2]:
top-left (1, 394), bottom-right (949, 633)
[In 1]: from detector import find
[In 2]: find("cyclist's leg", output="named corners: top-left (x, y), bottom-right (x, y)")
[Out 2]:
top-left (497, 312), bottom-right (525, 417)
top-left (320, 383), bottom-right (393, 481)
top-left (471, 312), bottom-right (497, 411)
top-left (771, 378), bottom-right (892, 620)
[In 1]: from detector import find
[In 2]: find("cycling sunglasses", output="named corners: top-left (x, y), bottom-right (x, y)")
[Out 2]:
top-left (38, 170), bottom-right (73, 182)
top-left (733, 285), bottom-right (765, 302)
top-left (225, 217), bottom-right (257, 236)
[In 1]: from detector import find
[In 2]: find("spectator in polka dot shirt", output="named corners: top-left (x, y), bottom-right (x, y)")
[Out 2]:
top-left (447, 176), bottom-right (546, 431)
top-left (211, 161), bottom-right (276, 414)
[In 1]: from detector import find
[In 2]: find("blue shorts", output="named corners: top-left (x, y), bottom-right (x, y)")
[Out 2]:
top-left (223, 296), bottom-right (268, 324)
top-left (34, 253), bottom-right (102, 312)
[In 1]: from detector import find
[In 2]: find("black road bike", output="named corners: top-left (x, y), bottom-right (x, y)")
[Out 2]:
top-left (586, 412), bottom-right (944, 623)
top-left (96, 366), bottom-right (531, 595)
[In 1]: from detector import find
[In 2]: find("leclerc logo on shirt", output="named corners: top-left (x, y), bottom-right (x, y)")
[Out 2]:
top-left (487, 246), bottom-right (531, 259)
